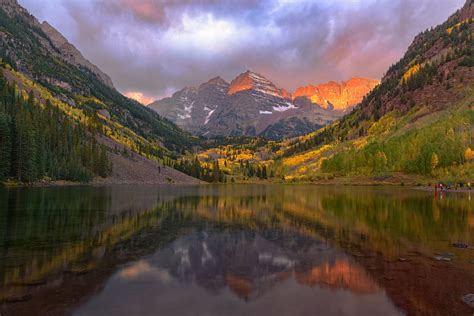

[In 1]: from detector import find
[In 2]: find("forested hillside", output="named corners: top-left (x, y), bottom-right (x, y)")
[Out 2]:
top-left (0, 69), bottom-right (110, 182)
top-left (1, 0), bottom-right (472, 185)
top-left (0, 1), bottom-right (195, 153)
top-left (190, 1), bottom-right (473, 184)
top-left (0, 0), bottom-right (207, 184)
top-left (270, 0), bottom-right (474, 183)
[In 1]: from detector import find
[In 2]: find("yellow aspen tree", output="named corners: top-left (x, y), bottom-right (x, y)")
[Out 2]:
top-left (464, 147), bottom-right (474, 161)
top-left (431, 152), bottom-right (439, 171)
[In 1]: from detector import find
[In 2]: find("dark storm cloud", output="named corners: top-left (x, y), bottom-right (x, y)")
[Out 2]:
top-left (19, 0), bottom-right (465, 103)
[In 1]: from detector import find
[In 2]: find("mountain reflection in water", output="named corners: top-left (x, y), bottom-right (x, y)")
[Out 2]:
top-left (77, 230), bottom-right (398, 316)
top-left (0, 185), bottom-right (473, 316)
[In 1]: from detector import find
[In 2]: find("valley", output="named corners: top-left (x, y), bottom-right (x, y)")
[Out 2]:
top-left (186, 0), bottom-right (474, 186)
top-left (0, 1), bottom-right (473, 316)
top-left (0, 0), bottom-right (472, 188)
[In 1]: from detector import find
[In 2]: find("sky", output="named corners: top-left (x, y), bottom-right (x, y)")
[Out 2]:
top-left (19, 0), bottom-right (465, 104)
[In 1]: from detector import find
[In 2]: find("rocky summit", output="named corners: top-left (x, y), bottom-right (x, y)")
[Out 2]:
top-left (150, 71), bottom-right (378, 139)
top-left (228, 70), bottom-right (291, 99)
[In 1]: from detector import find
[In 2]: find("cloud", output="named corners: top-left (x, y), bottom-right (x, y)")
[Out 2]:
top-left (18, 0), bottom-right (465, 101)
top-left (124, 91), bottom-right (155, 105)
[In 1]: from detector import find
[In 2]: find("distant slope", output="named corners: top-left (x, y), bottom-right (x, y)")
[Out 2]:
top-left (275, 0), bottom-right (474, 182)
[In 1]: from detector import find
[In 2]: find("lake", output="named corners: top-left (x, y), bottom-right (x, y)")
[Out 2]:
top-left (0, 185), bottom-right (473, 315)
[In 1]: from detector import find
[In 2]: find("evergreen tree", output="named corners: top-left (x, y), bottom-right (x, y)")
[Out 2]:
top-left (14, 111), bottom-right (37, 182)
top-left (262, 165), bottom-right (268, 179)
top-left (0, 73), bottom-right (112, 183)
top-left (0, 113), bottom-right (11, 180)
top-left (98, 146), bottom-right (109, 178)
top-left (212, 160), bottom-right (220, 182)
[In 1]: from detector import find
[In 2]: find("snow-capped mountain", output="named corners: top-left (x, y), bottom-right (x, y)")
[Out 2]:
top-left (228, 70), bottom-right (291, 99)
top-left (149, 70), bottom-right (377, 139)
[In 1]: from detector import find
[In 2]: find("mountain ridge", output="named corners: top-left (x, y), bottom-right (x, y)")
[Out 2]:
top-left (150, 71), bottom-right (378, 139)
top-left (293, 77), bottom-right (380, 111)
top-left (40, 21), bottom-right (115, 89)
top-left (0, 0), bottom-right (114, 89)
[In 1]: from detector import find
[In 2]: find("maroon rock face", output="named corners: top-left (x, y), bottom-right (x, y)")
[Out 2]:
top-left (293, 77), bottom-right (379, 111)
top-left (228, 70), bottom-right (288, 98)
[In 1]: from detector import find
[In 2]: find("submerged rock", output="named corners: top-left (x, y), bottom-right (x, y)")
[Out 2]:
top-left (452, 242), bottom-right (469, 249)
top-left (433, 255), bottom-right (451, 262)
top-left (461, 294), bottom-right (474, 307)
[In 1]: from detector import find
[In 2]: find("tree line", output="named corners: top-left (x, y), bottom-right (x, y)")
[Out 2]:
top-left (173, 157), bottom-right (226, 183)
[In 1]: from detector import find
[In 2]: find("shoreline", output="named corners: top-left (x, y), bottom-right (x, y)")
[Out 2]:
top-left (414, 186), bottom-right (474, 194)
top-left (2, 182), bottom-right (473, 194)
top-left (0, 179), bottom-right (207, 188)
top-left (2, 175), bottom-right (473, 193)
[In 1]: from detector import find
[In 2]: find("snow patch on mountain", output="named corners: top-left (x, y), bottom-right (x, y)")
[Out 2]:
top-left (273, 102), bottom-right (297, 112)
top-left (184, 101), bottom-right (194, 115)
top-left (249, 72), bottom-right (283, 98)
top-left (255, 88), bottom-right (281, 97)
top-left (204, 107), bottom-right (216, 125)
top-left (177, 113), bottom-right (191, 120)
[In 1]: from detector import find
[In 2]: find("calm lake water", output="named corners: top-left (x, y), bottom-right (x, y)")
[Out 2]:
top-left (0, 185), bottom-right (473, 316)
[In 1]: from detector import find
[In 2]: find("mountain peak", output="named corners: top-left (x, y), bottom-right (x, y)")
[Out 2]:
top-left (242, 70), bottom-right (268, 81)
top-left (0, 0), bottom-right (36, 22)
top-left (198, 76), bottom-right (229, 96)
top-left (0, 0), bottom-right (21, 10)
top-left (228, 70), bottom-right (287, 98)
top-left (205, 76), bottom-right (229, 86)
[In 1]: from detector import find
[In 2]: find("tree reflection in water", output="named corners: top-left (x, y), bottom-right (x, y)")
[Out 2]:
top-left (0, 185), bottom-right (472, 315)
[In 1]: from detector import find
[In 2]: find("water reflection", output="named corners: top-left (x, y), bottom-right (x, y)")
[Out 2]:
top-left (0, 185), bottom-right (473, 315)
top-left (77, 230), bottom-right (400, 316)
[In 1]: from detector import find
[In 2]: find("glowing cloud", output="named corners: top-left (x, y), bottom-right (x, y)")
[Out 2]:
top-left (124, 91), bottom-right (155, 105)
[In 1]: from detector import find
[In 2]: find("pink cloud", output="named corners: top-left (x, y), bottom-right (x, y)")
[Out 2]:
top-left (124, 91), bottom-right (155, 105)
top-left (118, 0), bottom-right (165, 24)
